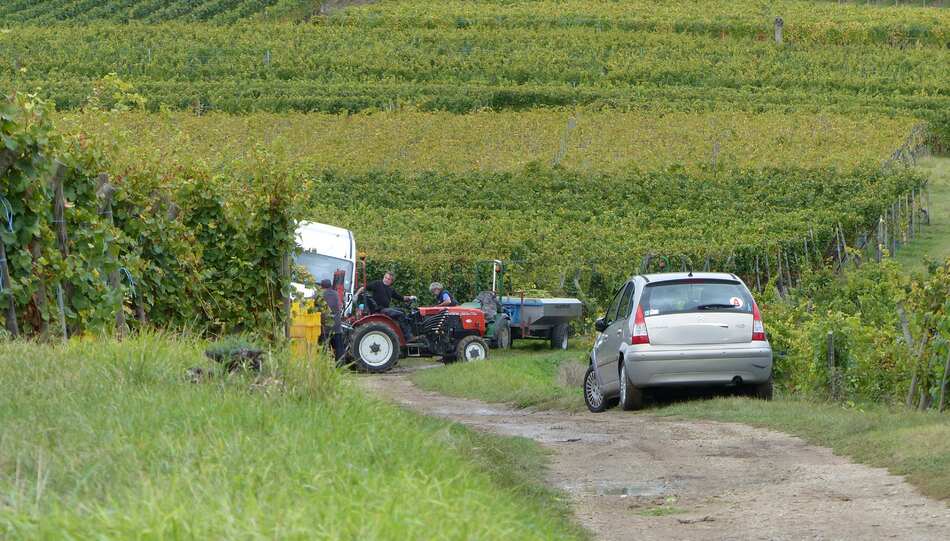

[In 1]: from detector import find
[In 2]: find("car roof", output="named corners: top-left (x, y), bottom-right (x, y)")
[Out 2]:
top-left (637, 272), bottom-right (741, 284)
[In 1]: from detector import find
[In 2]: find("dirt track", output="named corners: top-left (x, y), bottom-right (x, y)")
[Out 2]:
top-left (360, 369), bottom-right (950, 541)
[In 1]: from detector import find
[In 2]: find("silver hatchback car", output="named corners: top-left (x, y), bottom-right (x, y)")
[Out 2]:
top-left (584, 272), bottom-right (773, 412)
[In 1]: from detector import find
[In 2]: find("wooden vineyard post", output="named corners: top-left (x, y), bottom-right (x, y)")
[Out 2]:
top-left (775, 250), bottom-right (785, 296)
top-left (827, 331), bottom-right (837, 400)
top-left (120, 267), bottom-right (146, 329)
top-left (939, 348), bottom-right (950, 413)
top-left (784, 252), bottom-right (795, 290)
top-left (135, 296), bottom-right (147, 326)
top-left (836, 223), bottom-right (848, 269)
top-left (896, 304), bottom-right (928, 408)
top-left (877, 216), bottom-right (884, 262)
top-left (910, 188), bottom-right (917, 240)
top-left (97, 173), bottom-right (126, 340)
top-left (282, 252), bottom-right (291, 340)
top-left (28, 239), bottom-right (49, 339)
top-left (0, 196), bottom-right (18, 337)
top-left (891, 203), bottom-right (898, 256)
top-left (50, 162), bottom-right (70, 339)
top-left (894, 197), bottom-right (907, 245)
top-left (0, 237), bottom-right (18, 338)
top-left (834, 226), bottom-right (843, 270)
top-left (754, 255), bottom-right (762, 292)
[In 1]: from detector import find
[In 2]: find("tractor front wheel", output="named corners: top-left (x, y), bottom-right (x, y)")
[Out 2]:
top-left (455, 335), bottom-right (489, 362)
top-left (350, 322), bottom-right (400, 373)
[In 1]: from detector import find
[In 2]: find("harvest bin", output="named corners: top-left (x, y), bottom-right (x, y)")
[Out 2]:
top-left (501, 296), bottom-right (583, 349)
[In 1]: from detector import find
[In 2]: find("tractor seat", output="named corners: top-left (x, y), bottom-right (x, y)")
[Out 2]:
top-left (475, 290), bottom-right (500, 317)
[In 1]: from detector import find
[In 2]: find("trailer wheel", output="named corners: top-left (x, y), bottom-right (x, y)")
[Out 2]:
top-left (350, 322), bottom-right (400, 373)
top-left (550, 323), bottom-right (570, 350)
top-left (456, 335), bottom-right (489, 362)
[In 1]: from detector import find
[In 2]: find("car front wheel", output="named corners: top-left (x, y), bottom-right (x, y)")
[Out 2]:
top-left (619, 363), bottom-right (645, 411)
top-left (584, 365), bottom-right (608, 413)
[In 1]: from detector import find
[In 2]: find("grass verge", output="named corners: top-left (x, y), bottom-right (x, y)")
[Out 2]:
top-left (0, 334), bottom-right (586, 540)
top-left (411, 342), bottom-right (588, 412)
top-left (896, 156), bottom-right (950, 274)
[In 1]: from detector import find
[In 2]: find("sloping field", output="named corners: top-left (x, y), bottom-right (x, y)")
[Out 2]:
top-left (1, 1), bottom-right (948, 143)
top-left (62, 109), bottom-right (925, 300)
top-left (0, 0), bottom-right (309, 23)
top-left (1, 0), bottom-right (943, 310)
top-left (67, 110), bottom-right (917, 174)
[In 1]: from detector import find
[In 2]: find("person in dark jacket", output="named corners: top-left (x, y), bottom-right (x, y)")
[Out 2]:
top-left (321, 279), bottom-right (344, 361)
top-left (359, 271), bottom-right (415, 311)
top-left (357, 271), bottom-right (417, 339)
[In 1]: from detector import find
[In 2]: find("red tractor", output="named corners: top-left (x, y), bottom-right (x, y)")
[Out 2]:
top-left (343, 291), bottom-right (491, 373)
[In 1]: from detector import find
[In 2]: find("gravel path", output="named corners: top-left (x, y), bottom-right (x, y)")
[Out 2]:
top-left (360, 369), bottom-right (950, 541)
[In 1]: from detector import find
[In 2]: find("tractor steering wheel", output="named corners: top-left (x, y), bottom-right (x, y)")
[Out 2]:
top-left (358, 291), bottom-right (380, 313)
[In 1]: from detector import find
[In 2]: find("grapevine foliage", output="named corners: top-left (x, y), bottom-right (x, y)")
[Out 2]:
top-left (0, 93), bottom-right (300, 338)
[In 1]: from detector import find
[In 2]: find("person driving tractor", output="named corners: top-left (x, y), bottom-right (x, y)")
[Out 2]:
top-left (429, 282), bottom-right (457, 307)
top-left (357, 271), bottom-right (417, 338)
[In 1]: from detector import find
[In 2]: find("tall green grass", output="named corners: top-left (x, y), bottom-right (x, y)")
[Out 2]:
top-left (412, 343), bottom-right (588, 412)
top-left (0, 335), bottom-right (584, 539)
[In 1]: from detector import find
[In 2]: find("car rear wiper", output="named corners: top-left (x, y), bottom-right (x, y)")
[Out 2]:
top-left (696, 303), bottom-right (738, 310)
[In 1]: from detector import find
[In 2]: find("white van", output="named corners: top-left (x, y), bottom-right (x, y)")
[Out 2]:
top-left (292, 221), bottom-right (357, 311)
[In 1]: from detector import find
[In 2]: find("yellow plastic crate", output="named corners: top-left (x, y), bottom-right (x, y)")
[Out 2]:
top-left (290, 300), bottom-right (322, 358)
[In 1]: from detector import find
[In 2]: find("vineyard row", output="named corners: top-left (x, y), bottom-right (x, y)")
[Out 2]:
top-left (63, 110), bottom-right (919, 176)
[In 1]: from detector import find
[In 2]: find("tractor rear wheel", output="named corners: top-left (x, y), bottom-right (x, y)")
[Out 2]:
top-left (350, 322), bottom-right (400, 373)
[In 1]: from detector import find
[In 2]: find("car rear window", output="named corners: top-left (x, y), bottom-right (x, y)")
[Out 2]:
top-left (640, 279), bottom-right (753, 316)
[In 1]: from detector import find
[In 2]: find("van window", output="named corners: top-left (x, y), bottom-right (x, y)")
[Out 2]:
top-left (640, 279), bottom-right (752, 316)
top-left (295, 252), bottom-right (354, 293)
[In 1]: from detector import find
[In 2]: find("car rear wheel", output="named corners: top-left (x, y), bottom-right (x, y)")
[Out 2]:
top-left (584, 365), bottom-right (608, 413)
top-left (749, 375), bottom-right (773, 400)
top-left (619, 363), bottom-right (645, 411)
top-left (350, 322), bottom-right (400, 373)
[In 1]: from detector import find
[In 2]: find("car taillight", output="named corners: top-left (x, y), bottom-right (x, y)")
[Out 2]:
top-left (631, 304), bottom-right (650, 345)
top-left (752, 301), bottom-right (766, 341)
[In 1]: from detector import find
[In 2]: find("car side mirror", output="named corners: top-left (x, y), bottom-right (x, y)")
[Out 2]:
top-left (594, 317), bottom-right (608, 332)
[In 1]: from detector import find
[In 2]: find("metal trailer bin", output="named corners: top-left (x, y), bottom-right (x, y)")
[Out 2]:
top-left (501, 296), bottom-right (583, 349)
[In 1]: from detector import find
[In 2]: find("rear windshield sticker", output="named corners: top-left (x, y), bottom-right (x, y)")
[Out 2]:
top-left (729, 296), bottom-right (744, 308)
top-left (646, 309), bottom-right (659, 316)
